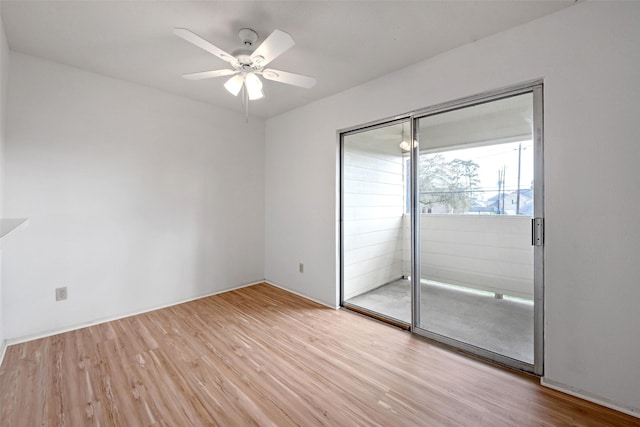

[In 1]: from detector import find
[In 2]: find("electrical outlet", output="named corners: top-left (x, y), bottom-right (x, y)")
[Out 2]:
top-left (55, 287), bottom-right (67, 301)
top-left (299, 263), bottom-right (304, 273)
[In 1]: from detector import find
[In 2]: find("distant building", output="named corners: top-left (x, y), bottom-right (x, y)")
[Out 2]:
top-left (486, 189), bottom-right (533, 215)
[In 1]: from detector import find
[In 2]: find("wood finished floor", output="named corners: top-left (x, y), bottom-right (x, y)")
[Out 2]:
top-left (0, 283), bottom-right (637, 426)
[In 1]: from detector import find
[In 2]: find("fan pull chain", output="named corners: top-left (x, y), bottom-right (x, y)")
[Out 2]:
top-left (241, 83), bottom-right (249, 123)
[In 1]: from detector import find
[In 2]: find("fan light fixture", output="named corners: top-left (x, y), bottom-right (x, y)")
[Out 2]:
top-left (224, 74), bottom-right (244, 96)
top-left (224, 72), bottom-right (264, 100)
top-left (174, 27), bottom-right (316, 122)
top-left (399, 124), bottom-right (411, 152)
top-left (244, 72), bottom-right (264, 100)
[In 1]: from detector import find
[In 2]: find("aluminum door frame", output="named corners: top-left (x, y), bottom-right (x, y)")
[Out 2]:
top-left (339, 117), bottom-right (413, 328)
top-left (338, 79), bottom-right (544, 375)
top-left (410, 81), bottom-right (544, 375)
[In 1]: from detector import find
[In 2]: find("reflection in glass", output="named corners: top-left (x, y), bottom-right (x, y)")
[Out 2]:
top-left (417, 93), bottom-right (535, 363)
top-left (342, 121), bottom-right (411, 324)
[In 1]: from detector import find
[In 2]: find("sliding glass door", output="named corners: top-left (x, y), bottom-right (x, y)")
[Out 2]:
top-left (340, 82), bottom-right (543, 374)
top-left (413, 88), bottom-right (543, 372)
top-left (341, 120), bottom-right (412, 326)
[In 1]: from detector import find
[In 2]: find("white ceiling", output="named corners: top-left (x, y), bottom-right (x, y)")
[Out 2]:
top-left (0, 1), bottom-right (575, 119)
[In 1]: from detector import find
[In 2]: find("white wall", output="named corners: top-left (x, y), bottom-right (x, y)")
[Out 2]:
top-left (0, 9), bottom-right (9, 349)
top-left (3, 52), bottom-right (265, 340)
top-left (420, 215), bottom-right (533, 299)
top-left (265, 1), bottom-right (640, 415)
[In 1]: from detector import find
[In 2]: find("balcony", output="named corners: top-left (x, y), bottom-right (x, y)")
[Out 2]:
top-left (344, 213), bottom-right (534, 364)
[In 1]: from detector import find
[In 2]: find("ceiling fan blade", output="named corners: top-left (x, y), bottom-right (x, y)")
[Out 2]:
top-left (261, 69), bottom-right (316, 89)
top-left (173, 28), bottom-right (238, 66)
top-left (250, 30), bottom-right (295, 67)
top-left (182, 69), bottom-right (237, 80)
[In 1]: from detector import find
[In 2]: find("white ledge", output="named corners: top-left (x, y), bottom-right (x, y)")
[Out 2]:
top-left (0, 218), bottom-right (29, 239)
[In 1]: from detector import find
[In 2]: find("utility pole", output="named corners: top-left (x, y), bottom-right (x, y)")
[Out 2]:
top-left (501, 166), bottom-right (506, 214)
top-left (497, 167), bottom-right (505, 214)
top-left (516, 143), bottom-right (522, 215)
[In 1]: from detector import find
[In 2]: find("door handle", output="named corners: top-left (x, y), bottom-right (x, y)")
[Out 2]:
top-left (532, 218), bottom-right (544, 246)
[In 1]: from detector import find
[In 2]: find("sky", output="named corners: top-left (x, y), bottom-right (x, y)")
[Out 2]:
top-left (434, 139), bottom-right (534, 200)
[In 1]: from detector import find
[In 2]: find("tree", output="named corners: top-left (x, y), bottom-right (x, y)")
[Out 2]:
top-left (418, 155), bottom-right (480, 213)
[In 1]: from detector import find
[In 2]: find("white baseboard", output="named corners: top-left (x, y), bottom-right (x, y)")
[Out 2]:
top-left (264, 280), bottom-right (338, 309)
top-left (0, 339), bottom-right (7, 368)
top-left (5, 280), bottom-right (264, 347)
top-left (541, 377), bottom-right (639, 419)
top-left (3, 279), bottom-right (337, 358)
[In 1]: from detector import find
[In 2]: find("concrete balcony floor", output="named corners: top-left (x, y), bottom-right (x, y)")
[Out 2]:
top-left (345, 278), bottom-right (534, 364)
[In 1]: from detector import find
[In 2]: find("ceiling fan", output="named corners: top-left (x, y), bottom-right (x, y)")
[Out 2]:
top-left (174, 27), bottom-right (316, 118)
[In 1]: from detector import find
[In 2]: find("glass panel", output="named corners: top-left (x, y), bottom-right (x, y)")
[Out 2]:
top-left (417, 93), bottom-right (535, 364)
top-left (342, 120), bottom-right (411, 324)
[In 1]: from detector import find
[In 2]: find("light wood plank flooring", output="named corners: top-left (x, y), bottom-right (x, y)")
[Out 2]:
top-left (0, 283), bottom-right (637, 426)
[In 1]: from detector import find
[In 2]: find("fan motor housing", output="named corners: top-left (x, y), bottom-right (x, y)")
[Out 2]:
top-left (232, 49), bottom-right (254, 65)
